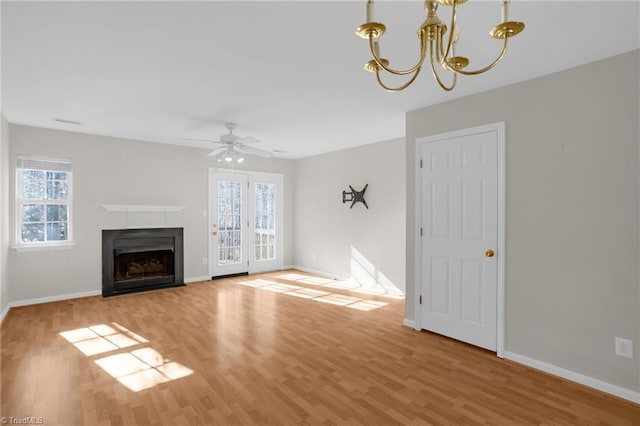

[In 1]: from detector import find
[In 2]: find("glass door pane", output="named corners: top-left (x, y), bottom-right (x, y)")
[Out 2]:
top-left (254, 183), bottom-right (276, 262)
top-left (217, 180), bottom-right (244, 266)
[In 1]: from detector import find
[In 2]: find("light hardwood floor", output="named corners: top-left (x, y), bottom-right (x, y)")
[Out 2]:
top-left (1, 270), bottom-right (639, 425)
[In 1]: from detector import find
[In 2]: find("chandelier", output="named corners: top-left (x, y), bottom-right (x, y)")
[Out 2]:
top-left (355, 0), bottom-right (525, 92)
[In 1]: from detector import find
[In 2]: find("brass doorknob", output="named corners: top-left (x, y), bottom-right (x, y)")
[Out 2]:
top-left (212, 231), bottom-right (218, 236)
top-left (485, 249), bottom-right (494, 258)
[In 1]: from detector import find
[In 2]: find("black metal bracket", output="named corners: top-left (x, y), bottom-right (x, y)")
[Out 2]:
top-left (342, 184), bottom-right (369, 209)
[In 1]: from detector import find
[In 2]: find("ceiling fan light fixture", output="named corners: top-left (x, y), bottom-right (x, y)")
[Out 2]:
top-left (218, 147), bottom-right (245, 163)
top-left (197, 122), bottom-right (274, 160)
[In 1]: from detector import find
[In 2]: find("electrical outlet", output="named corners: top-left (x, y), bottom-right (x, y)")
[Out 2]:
top-left (202, 210), bottom-right (208, 218)
top-left (202, 257), bottom-right (208, 265)
top-left (615, 337), bottom-right (633, 359)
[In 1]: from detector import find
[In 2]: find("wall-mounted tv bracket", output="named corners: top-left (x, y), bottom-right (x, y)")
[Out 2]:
top-left (342, 184), bottom-right (368, 209)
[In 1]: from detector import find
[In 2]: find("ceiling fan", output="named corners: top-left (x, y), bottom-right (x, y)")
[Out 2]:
top-left (183, 122), bottom-right (273, 162)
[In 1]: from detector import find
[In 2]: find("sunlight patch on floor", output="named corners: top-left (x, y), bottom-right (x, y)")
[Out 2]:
top-left (95, 349), bottom-right (193, 392)
top-left (276, 269), bottom-right (405, 300)
top-left (237, 278), bottom-right (388, 311)
top-left (321, 281), bottom-right (360, 290)
top-left (345, 300), bottom-right (389, 311)
top-left (276, 273), bottom-right (309, 281)
top-left (59, 322), bottom-right (193, 392)
top-left (298, 277), bottom-right (334, 285)
top-left (60, 323), bottom-right (146, 356)
top-left (285, 288), bottom-right (330, 299)
top-left (314, 294), bottom-right (361, 306)
top-left (236, 279), bottom-right (277, 288)
top-left (261, 283), bottom-right (303, 293)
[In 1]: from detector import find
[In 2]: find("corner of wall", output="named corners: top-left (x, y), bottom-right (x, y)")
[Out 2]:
top-left (0, 114), bottom-right (10, 322)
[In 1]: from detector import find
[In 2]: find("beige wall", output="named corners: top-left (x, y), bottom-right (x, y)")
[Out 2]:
top-left (406, 50), bottom-right (640, 392)
top-left (0, 114), bottom-right (9, 317)
top-left (8, 125), bottom-right (295, 302)
top-left (293, 138), bottom-right (406, 294)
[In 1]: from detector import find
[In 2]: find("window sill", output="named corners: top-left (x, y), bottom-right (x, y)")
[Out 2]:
top-left (13, 242), bottom-right (76, 252)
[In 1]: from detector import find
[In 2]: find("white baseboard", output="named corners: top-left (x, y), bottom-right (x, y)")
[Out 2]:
top-left (504, 351), bottom-right (640, 404)
top-left (0, 303), bottom-right (10, 324)
top-left (402, 318), bottom-right (417, 329)
top-left (0, 277), bottom-right (208, 323)
top-left (184, 276), bottom-right (209, 284)
top-left (289, 265), bottom-right (350, 281)
top-left (8, 290), bottom-right (102, 310)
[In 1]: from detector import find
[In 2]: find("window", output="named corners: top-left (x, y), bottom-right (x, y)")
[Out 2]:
top-left (16, 157), bottom-right (73, 247)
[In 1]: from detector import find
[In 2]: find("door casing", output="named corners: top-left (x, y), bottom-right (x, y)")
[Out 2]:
top-left (414, 122), bottom-right (506, 358)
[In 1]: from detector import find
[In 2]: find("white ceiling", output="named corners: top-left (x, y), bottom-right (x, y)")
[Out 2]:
top-left (2, 1), bottom-right (639, 159)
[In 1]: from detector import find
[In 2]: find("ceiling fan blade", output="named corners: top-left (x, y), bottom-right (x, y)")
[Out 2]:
top-left (236, 136), bottom-right (260, 144)
top-left (238, 145), bottom-right (273, 158)
top-left (180, 137), bottom-right (221, 143)
top-left (206, 147), bottom-right (228, 157)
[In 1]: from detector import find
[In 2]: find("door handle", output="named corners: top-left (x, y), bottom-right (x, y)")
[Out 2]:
top-left (212, 231), bottom-right (218, 236)
top-left (485, 249), bottom-right (494, 258)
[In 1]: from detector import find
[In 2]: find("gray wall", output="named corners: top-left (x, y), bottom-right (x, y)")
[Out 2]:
top-left (0, 114), bottom-right (9, 316)
top-left (406, 50), bottom-right (640, 392)
top-left (293, 138), bottom-right (406, 294)
top-left (8, 125), bottom-right (295, 302)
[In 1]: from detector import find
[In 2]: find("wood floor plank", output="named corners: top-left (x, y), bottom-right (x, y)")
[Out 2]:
top-left (1, 269), bottom-right (639, 425)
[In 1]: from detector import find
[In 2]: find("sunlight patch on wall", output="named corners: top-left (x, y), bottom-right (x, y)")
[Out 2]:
top-left (59, 322), bottom-right (192, 392)
top-left (350, 247), bottom-right (404, 298)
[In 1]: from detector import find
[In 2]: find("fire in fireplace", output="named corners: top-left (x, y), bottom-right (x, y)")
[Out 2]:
top-left (102, 228), bottom-right (184, 297)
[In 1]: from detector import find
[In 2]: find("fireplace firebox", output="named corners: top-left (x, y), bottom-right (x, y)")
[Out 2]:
top-left (102, 228), bottom-right (184, 297)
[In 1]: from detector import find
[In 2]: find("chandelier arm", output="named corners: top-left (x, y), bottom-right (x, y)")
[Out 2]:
top-left (445, 36), bottom-right (509, 76)
top-left (369, 34), bottom-right (427, 76)
top-left (375, 67), bottom-right (423, 92)
top-left (429, 40), bottom-right (457, 91)
top-left (435, 28), bottom-right (449, 66)
top-left (439, 0), bottom-right (459, 64)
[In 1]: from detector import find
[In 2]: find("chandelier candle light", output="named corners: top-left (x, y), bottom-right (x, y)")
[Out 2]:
top-left (355, 0), bottom-right (525, 92)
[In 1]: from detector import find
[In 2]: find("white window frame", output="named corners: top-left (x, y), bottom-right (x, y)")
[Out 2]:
top-left (15, 156), bottom-right (74, 251)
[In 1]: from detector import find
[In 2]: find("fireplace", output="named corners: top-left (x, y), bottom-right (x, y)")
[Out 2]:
top-left (102, 228), bottom-right (184, 297)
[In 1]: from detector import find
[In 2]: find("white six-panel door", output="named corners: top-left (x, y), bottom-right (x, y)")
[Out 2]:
top-left (418, 125), bottom-right (502, 352)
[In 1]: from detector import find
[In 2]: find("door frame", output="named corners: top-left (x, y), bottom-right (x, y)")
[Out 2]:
top-left (208, 168), bottom-right (284, 277)
top-left (414, 122), bottom-right (506, 358)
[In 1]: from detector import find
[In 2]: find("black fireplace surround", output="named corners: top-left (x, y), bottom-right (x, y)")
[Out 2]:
top-left (102, 228), bottom-right (184, 297)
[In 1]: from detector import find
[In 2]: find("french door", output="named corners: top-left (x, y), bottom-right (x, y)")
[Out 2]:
top-left (209, 170), bottom-right (284, 277)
